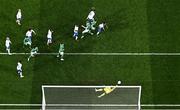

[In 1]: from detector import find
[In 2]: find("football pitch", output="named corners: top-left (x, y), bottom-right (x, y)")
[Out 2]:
top-left (0, 0), bottom-right (180, 109)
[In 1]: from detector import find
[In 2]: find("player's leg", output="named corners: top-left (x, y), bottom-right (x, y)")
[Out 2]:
top-left (47, 38), bottom-right (50, 45)
top-left (96, 27), bottom-right (102, 36)
top-left (6, 46), bottom-right (12, 55)
top-left (95, 88), bottom-right (103, 92)
top-left (81, 29), bottom-right (88, 38)
top-left (28, 42), bottom-right (32, 49)
top-left (88, 30), bottom-right (94, 35)
top-left (73, 32), bottom-right (78, 40)
top-left (17, 70), bottom-right (24, 78)
top-left (19, 70), bottom-right (24, 78)
top-left (16, 18), bottom-right (21, 25)
top-left (28, 52), bottom-right (33, 61)
top-left (98, 93), bottom-right (106, 98)
top-left (91, 20), bottom-right (96, 30)
top-left (60, 52), bottom-right (64, 61)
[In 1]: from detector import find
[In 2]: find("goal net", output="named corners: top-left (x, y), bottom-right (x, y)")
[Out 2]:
top-left (42, 85), bottom-right (141, 110)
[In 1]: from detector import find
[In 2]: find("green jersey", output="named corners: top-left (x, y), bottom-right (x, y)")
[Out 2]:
top-left (59, 44), bottom-right (64, 52)
top-left (31, 47), bottom-right (38, 53)
top-left (24, 37), bottom-right (31, 45)
top-left (86, 21), bottom-right (91, 30)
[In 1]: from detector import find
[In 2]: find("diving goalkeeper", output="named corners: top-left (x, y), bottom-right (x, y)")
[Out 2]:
top-left (95, 81), bottom-right (121, 98)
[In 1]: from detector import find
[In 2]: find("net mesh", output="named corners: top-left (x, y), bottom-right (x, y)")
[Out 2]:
top-left (42, 86), bottom-right (141, 110)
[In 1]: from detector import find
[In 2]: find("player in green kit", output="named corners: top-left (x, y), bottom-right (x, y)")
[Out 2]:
top-left (28, 47), bottom-right (38, 61)
top-left (23, 37), bottom-right (32, 48)
top-left (57, 43), bottom-right (64, 61)
top-left (81, 21), bottom-right (94, 39)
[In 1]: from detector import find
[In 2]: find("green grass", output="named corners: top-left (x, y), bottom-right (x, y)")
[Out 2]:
top-left (0, 0), bottom-right (180, 109)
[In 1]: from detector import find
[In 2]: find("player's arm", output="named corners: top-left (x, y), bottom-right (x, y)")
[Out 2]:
top-left (111, 85), bottom-right (118, 91)
top-left (81, 25), bottom-right (86, 29)
top-left (32, 30), bottom-right (36, 35)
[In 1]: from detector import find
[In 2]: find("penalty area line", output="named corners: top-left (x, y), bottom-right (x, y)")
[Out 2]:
top-left (0, 52), bottom-right (180, 56)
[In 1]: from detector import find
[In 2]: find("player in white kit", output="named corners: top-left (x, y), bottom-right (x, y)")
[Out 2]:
top-left (87, 7), bottom-right (96, 25)
top-left (16, 9), bottom-right (22, 25)
top-left (97, 22), bottom-right (107, 36)
top-left (47, 29), bottom-right (53, 46)
top-left (25, 28), bottom-right (36, 43)
top-left (17, 61), bottom-right (24, 78)
top-left (5, 37), bottom-right (12, 55)
top-left (73, 25), bottom-right (79, 41)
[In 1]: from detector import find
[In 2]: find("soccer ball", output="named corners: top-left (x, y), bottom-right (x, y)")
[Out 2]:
top-left (118, 81), bottom-right (121, 85)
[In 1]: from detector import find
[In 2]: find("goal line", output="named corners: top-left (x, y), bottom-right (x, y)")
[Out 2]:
top-left (1, 52), bottom-right (180, 56)
top-left (0, 104), bottom-right (180, 107)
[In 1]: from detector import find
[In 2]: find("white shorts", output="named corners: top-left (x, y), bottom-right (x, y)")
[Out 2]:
top-left (6, 46), bottom-right (10, 50)
top-left (17, 69), bottom-right (22, 74)
top-left (60, 52), bottom-right (64, 55)
top-left (17, 17), bottom-right (21, 21)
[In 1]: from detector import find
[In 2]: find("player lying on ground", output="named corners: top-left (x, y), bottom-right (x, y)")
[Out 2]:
top-left (97, 22), bottom-right (107, 36)
top-left (23, 37), bottom-right (32, 48)
top-left (25, 28), bottom-right (36, 44)
top-left (73, 25), bottom-right (79, 41)
top-left (47, 29), bottom-right (53, 46)
top-left (28, 47), bottom-right (38, 61)
top-left (5, 37), bottom-right (12, 55)
top-left (95, 81), bottom-right (121, 98)
top-left (16, 9), bottom-right (22, 25)
top-left (57, 43), bottom-right (64, 61)
top-left (81, 21), bottom-right (94, 39)
top-left (17, 61), bottom-right (24, 78)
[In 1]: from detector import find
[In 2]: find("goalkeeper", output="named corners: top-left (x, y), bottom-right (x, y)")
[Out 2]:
top-left (95, 81), bottom-right (121, 98)
top-left (23, 37), bottom-right (32, 48)
top-left (28, 47), bottom-right (38, 61)
top-left (57, 43), bottom-right (64, 61)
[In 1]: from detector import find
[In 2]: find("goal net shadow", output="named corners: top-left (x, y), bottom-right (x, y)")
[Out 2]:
top-left (42, 85), bottom-right (141, 110)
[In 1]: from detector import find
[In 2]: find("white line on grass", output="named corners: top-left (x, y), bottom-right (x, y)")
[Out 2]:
top-left (1, 52), bottom-right (180, 56)
top-left (0, 104), bottom-right (180, 107)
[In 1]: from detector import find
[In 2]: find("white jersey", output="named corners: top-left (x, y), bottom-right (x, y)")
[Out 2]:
top-left (74, 25), bottom-right (79, 32)
top-left (17, 62), bottom-right (22, 71)
top-left (26, 30), bottom-right (35, 37)
top-left (99, 23), bottom-right (105, 29)
top-left (16, 11), bottom-right (22, 19)
top-left (5, 39), bottom-right (11, 47)
top-left (47, 30), bottom-right (52, 39)
top-left (87, 11), bottom-right (95, 20)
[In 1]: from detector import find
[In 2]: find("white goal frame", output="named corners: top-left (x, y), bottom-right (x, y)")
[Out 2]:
top-left (42, 85), bottom-right (142, 110)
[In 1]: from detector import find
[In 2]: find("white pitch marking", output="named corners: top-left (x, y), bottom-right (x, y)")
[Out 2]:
top-left (1, 52), bottom-right (180, 56)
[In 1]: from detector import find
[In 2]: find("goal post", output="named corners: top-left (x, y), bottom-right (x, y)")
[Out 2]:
top-left (42, 85), bottom-right (141, 110)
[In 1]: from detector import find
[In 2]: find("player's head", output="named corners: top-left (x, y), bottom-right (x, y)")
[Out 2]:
top-left (6, 37), bottom-right (9, 40)
top-left (49, 29), bottom-right (53, 32)
top-left (28, 28), bottom-right (32, 31)
top-left (35, 47), bottom-right (38, 50)
top-left (18, 9), bottom-right (21, 12)
top-left (60, 43), bottom-right (64, 48)
top-left (19, 60), bottom-right (21, 63)
top-left (91, 7), bottom-right (95, 11)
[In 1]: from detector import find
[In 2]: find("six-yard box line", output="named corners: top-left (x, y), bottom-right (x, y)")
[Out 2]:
top-left (1, 52), bottom-right (180, 56)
